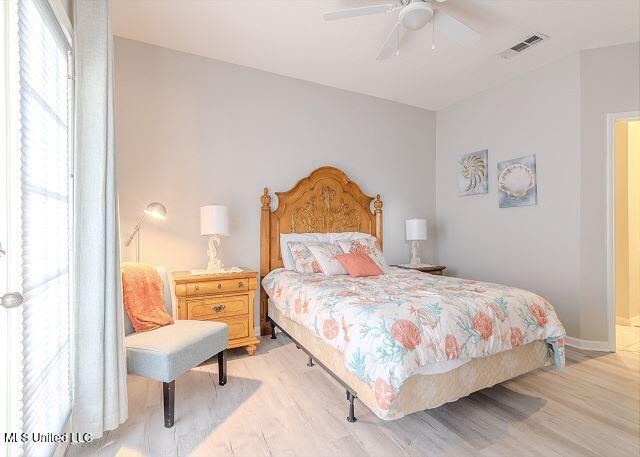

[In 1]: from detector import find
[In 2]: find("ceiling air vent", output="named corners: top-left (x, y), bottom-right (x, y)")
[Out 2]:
top-left (498, 33), bottom-right (549, 59)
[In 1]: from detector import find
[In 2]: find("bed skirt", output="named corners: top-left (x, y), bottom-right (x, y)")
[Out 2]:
top-left (268, 300), bottom-right (551, 420)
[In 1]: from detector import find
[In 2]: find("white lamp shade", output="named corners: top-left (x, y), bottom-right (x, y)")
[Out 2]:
top-left (200, 205), bottom-right (230, 236)
top-left (406, 218), bottom-right (427, 241)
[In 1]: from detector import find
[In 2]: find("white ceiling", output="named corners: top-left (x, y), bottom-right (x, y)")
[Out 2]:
top-left (112, 0), bottom-right (640, 111)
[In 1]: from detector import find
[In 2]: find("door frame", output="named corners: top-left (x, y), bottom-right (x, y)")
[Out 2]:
top-left (606, 111), bottom-right (640, 352)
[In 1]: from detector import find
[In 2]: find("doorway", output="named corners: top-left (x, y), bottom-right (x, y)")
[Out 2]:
top-left (610, 114), bottom-right (640, 352)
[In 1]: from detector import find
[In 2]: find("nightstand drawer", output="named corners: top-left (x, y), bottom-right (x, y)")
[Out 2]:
top-left (216, 316), bottom-right (249, 340)
top-left (187, 295), bottom-right (249, 319)
top-left (186, 278), bottom-right (248, 296)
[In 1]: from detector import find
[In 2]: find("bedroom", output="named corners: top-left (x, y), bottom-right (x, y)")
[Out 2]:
top-left (0, 1), bottom-right (638, 456)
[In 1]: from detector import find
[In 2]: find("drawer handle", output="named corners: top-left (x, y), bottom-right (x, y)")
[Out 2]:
top-left (194, 285), bottom-right (200, 292)
top-left (212, 304), bottom-right (226, 313)
top-left (238, 282), bottom-right (243, 288)
top-left (217, 283), bottom-right (222, 289)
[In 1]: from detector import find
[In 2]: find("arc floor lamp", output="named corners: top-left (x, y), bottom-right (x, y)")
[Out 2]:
top-left (125, 202), bottom-right (167, 262)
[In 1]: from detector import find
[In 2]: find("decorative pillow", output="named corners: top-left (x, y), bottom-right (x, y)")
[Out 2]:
top-left (121, 262), bottom-right (174, 332)
top-left (280, 233), bottom-right (329, 270)
top-left (335, 253), bottom-right (383, 278)
top-left (335, 237), bottom-right (387, 270)
top-left (307, 243), bottom-right (347, 276)
top-left (287, 241), bottom-right (326, 274)
top-left (328, 232), bottom-right (375, 243)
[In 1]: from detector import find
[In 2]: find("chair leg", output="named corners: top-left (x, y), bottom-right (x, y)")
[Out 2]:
top-left (218, 350), bottom-right (227, 386)
top-left (163, 381), bottom-right (175, 428)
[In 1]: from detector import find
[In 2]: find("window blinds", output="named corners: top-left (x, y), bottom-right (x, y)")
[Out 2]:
top-left (16, 0), bottom-right (72, 455)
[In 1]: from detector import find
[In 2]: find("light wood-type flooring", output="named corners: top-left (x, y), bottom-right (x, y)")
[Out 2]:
top-left (69, 336), bottom-right (640, 457)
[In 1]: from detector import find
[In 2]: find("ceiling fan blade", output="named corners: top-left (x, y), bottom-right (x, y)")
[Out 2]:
top-left (434, 10), bottom-right (481, 45)
top-left (323, 4), bottom-right (396, 21)
top-left (376, 22), bottom-right (404, 61)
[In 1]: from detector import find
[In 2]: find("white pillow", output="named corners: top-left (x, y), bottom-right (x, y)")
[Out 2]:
top-left (307, 244), bottom-right (347, 276)
top-left (280, 233), bottom-right (329, 270)
top-left (327, 232), bottom-right (376, 244)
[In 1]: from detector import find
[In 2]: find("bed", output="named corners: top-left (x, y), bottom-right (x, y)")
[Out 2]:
top-left (259, 166), bottom-right (566, 422)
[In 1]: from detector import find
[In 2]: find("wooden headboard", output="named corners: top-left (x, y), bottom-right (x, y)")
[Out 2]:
top-left (259, 166), bottom-right (383, 334)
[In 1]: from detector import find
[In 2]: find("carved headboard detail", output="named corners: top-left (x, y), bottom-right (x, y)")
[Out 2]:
top-left (259, 166), bottom-right (383, 335)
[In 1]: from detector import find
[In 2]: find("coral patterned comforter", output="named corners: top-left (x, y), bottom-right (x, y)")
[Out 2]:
top-left (262, 267), bottom-right (566, 418)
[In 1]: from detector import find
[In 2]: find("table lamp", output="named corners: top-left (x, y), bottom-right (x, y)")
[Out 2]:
top-left (405, 218), bottom-right (427, 266)
top-left (200, 205), bottom-right (238, 273)
top-left (125, 202), bottom-right (167, 262)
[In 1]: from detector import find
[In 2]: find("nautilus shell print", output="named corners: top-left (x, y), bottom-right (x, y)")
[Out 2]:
top-left (458, 149), bottom-right (488, 196)
top-left (462, 155), bottom-right (486, 192)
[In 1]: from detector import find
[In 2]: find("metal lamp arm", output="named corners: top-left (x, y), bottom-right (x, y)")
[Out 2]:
top-left (125, 213), bottom-right (146, 247)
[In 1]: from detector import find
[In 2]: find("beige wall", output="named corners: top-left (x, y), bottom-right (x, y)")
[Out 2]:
top-left (615, 122), bottom-right (630, 320)
top-left (628, 121), bottom-right (640, 322)
top-left (114, 38), bottom-right (437, 329)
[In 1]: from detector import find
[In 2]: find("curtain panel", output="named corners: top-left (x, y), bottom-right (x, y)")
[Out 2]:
top-left (71, 0), bottom-right (128, 438)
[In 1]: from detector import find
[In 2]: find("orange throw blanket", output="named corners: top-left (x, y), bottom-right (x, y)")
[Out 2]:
top-left (122, 262), bottom-right (174, 332)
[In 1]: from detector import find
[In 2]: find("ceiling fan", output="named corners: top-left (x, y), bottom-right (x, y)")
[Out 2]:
top-left (323, 0), bottom-right (481, 60)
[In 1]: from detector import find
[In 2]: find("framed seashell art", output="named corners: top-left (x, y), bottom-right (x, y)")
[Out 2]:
top-left (458, 149), bottom-right (488, 196)
top-left (497, 155), bottom-right (537, 208)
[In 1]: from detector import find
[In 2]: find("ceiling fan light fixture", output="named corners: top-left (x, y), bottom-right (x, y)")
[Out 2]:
top-left (399, 3), bottom-right (433, 31)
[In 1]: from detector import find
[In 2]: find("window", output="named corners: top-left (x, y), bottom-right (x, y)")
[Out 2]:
top-left (1, 1), bottom-right (73, 456)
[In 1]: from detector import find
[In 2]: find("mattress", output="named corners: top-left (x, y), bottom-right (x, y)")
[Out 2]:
top-left (269, 301), bottom-right (551, 420)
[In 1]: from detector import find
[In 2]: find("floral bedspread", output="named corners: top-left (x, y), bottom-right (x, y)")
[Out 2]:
top-left (262, 268), bottom-right (566, 418)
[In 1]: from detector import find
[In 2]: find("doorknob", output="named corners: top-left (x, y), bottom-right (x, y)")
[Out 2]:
top-left (1, 292), bottom-right (24, 309)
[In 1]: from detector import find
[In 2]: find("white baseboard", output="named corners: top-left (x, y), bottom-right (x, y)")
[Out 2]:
top-left (616, 315), bottom-right (640, 326)
top-left (565, 336), bottom-right (612, 352)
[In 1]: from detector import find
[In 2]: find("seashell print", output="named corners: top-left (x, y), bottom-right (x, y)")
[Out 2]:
top-left (498, 163), bottom-right (534, 198)
top-left (444, 334), bottom-right (461, 360)
top-left (472, 311), bottom-right (494, 341)
top-left (510, 327), bottom-right (524, 348)
top-left (391, 319), bottom-right (422, 349)
top-left (530, 303), bottom-right (548, 327)
top-left (374, 378), bottom-right (397, 410)
top-left (461, 154), bottom-right (487, 192)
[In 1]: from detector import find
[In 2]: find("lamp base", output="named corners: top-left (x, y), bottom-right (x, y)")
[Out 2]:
top-left (409, 240), bottom-right (422, 266)
top-left (189, 236), bottom-right (243, 275)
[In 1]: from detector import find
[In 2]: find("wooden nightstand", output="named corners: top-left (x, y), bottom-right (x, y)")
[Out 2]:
top-left (393, 264), bottom-right (446, 275)
top-left (174, 269), bottom-right (260, 356)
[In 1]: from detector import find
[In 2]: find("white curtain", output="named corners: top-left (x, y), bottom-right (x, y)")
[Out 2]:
top-left (72, 0), bottom-right (128, 437)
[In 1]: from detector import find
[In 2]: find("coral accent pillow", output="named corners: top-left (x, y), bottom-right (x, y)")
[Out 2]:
top-left (335, 253), bottom-right (383, 278)
top-left (121, 262), bottom-right (174, 332)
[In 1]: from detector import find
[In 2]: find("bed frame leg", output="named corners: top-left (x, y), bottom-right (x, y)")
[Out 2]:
top-left (307, 355), bottom-right (315, 367)
top-left (270, 319), bottom-right (276, 339)
top-left (346, 391), bottom-right (357, 423)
